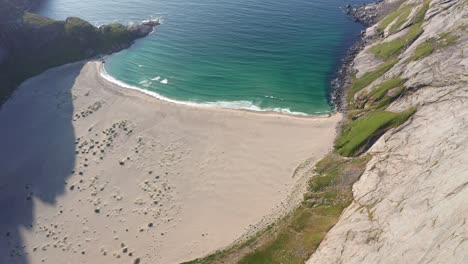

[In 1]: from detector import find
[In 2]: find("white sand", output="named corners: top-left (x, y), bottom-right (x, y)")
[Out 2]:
top-left (0, 61), bottom-right (340, 264)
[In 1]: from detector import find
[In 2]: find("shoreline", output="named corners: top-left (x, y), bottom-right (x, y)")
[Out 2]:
top-left (0, 60), bottom-right (341, 263)
top-left (98, 61), bottom-right (337, 120)
top-left (331, 1), bottom-right (383, 112)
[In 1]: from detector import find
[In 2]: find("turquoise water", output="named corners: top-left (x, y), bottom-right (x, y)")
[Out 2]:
top-left (36, 0), bottom-right (369, 115)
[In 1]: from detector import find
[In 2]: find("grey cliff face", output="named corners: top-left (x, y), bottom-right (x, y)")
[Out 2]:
top-left (308, 0), bottom-right (468, 263)
top-left (127, 18), bottom-right (161, 38)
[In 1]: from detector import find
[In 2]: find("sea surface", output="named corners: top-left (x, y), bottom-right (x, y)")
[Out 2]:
top-left (36, 0), bottom-right (370, 115)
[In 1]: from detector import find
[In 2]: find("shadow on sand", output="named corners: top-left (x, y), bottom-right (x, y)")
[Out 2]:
top-left (0, 62), bottom-right (83, 263)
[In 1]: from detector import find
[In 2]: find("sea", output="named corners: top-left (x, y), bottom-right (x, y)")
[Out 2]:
top-left (36, 0), bottom-right (370, 115)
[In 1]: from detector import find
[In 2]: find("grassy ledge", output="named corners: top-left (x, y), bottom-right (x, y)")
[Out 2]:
top-left (357, 77), bottom-right (407, 109)
top-left (388, 5), bottom-right (413, 34)
top-left (335, 108), bottom-right (416, 157)
top-left (348, 59), bottom-right (399, 104)
top-left (370, 22), bottom-right (423, 59)
top-left (371, 0), bottom-right (430, 60)
top-left (413, 41), bottom-right (435, 60)
top-left (377, 5), bottom-right (403, 32)
top-left (412, 32), bottom-right (461, 61)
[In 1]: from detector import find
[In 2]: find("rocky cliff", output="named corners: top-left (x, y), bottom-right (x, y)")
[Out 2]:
top-left (0, 0), bottom-right (159, 104)
top-left (308, 0), bottom-right (467, 263)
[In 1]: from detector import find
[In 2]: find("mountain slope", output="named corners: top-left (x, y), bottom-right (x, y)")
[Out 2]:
top-left (307, 0), bottom-right (468, 263)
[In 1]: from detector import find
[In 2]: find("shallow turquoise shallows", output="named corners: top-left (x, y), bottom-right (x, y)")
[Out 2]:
top-left (36, 0), bottom-right (370, 115)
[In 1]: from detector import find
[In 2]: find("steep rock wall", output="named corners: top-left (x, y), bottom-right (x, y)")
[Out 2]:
top-left (308, 0), bottom-right (468, 263)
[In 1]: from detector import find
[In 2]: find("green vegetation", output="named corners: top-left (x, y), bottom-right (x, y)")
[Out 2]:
top-left (22, 12), bottom-right (56, 26)
top-left (440, 35), bottom-right (460, 47)
top-left (412, 0), bottom-right (430, 25)
top-left (388, 5), bottom-right (413, 33)
top-left (336, 109), bottom-right (416, 157)
top-left (0, 0), bottom-right (148, 104)
top-left (412, 32), bottom-right (461, 61)
top-left (365, 78), bottom-right (407, 109)
top-left (367, 78), bottom-right (406, 103)
top-left (239, 154), bottom-right (372, 264)
top-left (370, 23), bottom-right (423, 59)
top-left (184, 154), bottom-right (372, 264)
top-left (377, 7), bottom-right (402, 32)
top-left (413, 41), bottom-right (435, 60)
top-left (348, 59), bottom-right (399, 102)
top-left (372, 0), bottom-right (430, 60)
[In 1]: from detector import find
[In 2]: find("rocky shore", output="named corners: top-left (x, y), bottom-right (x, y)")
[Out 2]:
top-left (331, 1), bottom-right (384, 112)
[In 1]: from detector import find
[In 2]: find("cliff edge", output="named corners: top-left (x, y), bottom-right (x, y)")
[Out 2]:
top-left (308, 0), bottom-right (467, 263)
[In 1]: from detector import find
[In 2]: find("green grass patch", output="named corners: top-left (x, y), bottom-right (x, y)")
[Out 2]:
top-left (237, 154), bottom-right (371, 264)
top-left (440, 35), bottom-right (460, 47)
top-left (389, 5), bottom-right (413, 33)
top-left (348, 59), bottom-right (399, 103)
top-left (368, 78), bottom-right (406, 102)
top-left (363, 77), bottom-right (407, 109)
top-left (377, 7), bottom-right (402, 32)
top-left (22, 12), bottom-right (56, 27)
top-left (412, 0), bottom-right (430, 25)
top-left (371, 0), bottom-right (430, 59)
top-left (314, 154), bottom-right (346, 174)
top-left (370, 23), bottom-right (423, 59)
top-left (336, 108), bottom-right (416, 157)
top-left (371, 86), bottom-right (405, 110)
top-left (413, 41), bottom-right (435, 60)
top-left (413, 32), bottom-right (461, 61)
top-left (238, 206), bottom-right (341, 264)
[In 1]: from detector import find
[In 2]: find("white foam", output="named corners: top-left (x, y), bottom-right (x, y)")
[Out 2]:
top-left (160, 79), bottom-right (169, 84)
top-left (100, 66), bottom-right (326, 116)
top-left (151, 76), bottom-right (161, 81)
top-left (138, 79), bottom-right (152, 87)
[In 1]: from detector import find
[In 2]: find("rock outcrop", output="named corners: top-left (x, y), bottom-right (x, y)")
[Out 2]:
top-left (308, 0), bottom-right (468, 263)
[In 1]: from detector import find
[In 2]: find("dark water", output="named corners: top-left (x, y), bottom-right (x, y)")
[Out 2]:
top-left (37, 0), bottom-right (369, 115)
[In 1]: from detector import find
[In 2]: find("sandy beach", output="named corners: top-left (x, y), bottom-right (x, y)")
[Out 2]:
top-left (0, 61), bottom-right (340, 264)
